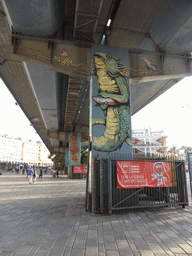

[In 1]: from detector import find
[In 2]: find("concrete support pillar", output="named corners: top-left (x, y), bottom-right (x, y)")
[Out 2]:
top-left (87, 45), bottom-right (132, 212)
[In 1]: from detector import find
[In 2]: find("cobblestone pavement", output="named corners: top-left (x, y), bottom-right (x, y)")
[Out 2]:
top-left (0, 172), bottom-right (192, 255)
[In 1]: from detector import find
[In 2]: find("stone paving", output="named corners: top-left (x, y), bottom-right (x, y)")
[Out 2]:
top-left (0, 172), bottom-right (192, 255)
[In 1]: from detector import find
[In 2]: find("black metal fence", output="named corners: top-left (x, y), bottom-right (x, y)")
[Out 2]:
top-left (93, 157), bottom-right (188, 213)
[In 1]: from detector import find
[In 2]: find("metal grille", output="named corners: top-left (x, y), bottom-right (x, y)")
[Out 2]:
top-left (94, 157), bottom-right (188, 213)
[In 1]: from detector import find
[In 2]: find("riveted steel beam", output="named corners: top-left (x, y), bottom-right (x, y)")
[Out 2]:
top-left (47, 130), bottom-right (71, 142)
top-left (11, 34), bottom-right (192, 82)
top-left (53, 147), bottom-right (66, 154)
top-left (11, 34), bottom-right (92, 78)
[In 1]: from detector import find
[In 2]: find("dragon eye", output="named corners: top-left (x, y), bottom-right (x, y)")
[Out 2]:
top-left (107, 55), bottom-right (111, 60)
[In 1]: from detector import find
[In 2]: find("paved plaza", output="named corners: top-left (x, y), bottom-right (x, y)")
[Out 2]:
top-left (0, 172), bottom-right (192, 255)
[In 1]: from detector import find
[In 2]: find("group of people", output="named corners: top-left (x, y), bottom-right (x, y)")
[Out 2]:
top-left (26, 167), bottom-right (47, 184)
top-left (53, 170), bottom-right (59, 178)
top-left (26, 168), bottom-right (37, 184)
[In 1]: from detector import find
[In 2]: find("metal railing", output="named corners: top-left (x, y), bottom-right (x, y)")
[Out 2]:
top-left (94, 156), bottom-right (188, 213)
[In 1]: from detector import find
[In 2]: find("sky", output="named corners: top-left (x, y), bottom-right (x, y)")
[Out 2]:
top-left (132, 76), bottom-right (192, 149)
top-left (0, 78), bottom-right (42, 141)
top-left (0, 77), bottom-right (192, 148)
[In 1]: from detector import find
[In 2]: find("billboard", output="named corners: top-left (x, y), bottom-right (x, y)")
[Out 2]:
top-left (188, 152), bottom-right (192, 196)
top-left (73, 166), bottom-right (87, 174)
top-left (117, 161), bottom-right (172, 189)
top-left (188, 152), bottom-right (192, 178)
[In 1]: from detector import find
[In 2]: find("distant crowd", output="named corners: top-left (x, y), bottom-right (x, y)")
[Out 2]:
top-left (13, 166), bottom-right (49, 176)
top-left (5, 166), bottom-right (59, 184)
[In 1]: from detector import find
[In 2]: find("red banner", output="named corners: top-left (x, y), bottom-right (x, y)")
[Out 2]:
top-left (73, 166), bottom-right (87, 174)
top-left (117, 161), bottom-right (172, 189)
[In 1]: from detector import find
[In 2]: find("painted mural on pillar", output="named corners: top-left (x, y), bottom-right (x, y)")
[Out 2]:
top-left (69, 132), bottom-right (80, 164)
top-left (92, 51), bottom-right (132, 153)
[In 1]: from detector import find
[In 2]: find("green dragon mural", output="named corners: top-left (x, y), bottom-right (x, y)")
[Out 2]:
top-left (92, 52), bottom-right (132, 152)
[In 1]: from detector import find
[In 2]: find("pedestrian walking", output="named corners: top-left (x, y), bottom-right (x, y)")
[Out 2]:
top-left (33, 169), bottom-right (37, 184)
top-left (27, 168), bottom-right (33, 184)
top-left (39, 168), bottom-right (43, 178)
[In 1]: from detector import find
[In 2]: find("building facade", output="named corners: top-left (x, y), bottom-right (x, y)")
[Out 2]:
top-left (21, 140), bottom-right (39, 165)
top-left (132, 127), bottom-right (167, 156)
top-left (0, 135), bottom-right (53, 166)
top-left (0, 135), bottom-right (22, 163)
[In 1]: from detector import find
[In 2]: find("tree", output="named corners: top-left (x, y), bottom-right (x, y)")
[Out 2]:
top-left (180, 146), bottom-right (192, 154)
top-left (81, 151), bottom-right (88, 164)
top-left (168, 146), bottom-right (178, 156)
top-left (53, 155), bottom-right (65, 170)
top-left (180, 146), bottom-right (192, 163)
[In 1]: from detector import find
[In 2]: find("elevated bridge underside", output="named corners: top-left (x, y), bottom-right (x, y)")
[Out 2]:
top-left (0, 0), bottom-right (192, 156)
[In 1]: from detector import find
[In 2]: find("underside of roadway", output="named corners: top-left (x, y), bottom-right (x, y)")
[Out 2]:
top-left (0, 172), bottom-right (192, 256)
